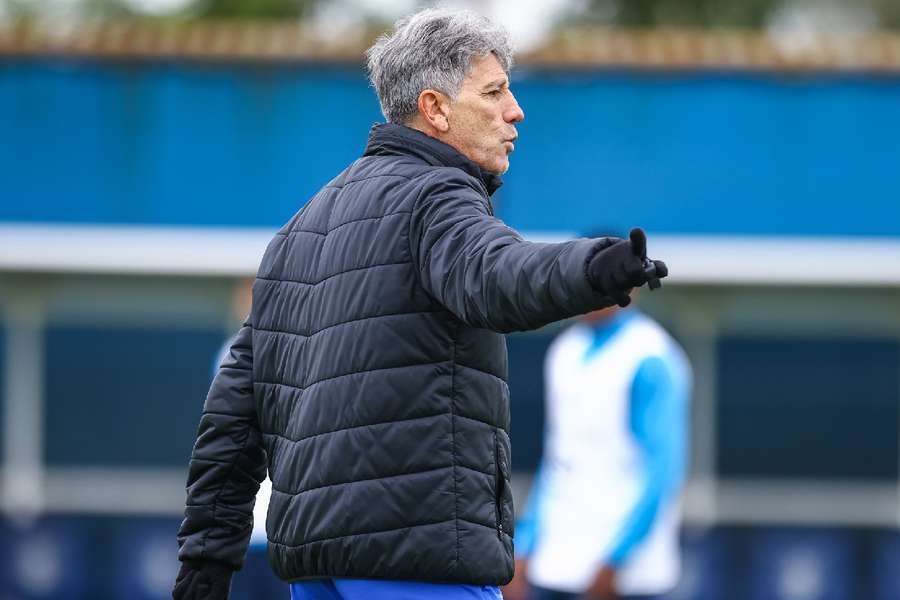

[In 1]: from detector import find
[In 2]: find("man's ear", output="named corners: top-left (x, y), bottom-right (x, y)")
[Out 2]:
top-left (417, 89), bottom-right (450, 133)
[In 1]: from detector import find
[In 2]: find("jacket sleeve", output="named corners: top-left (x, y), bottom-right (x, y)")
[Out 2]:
top-left (176, 321), bottom-right (267, 569)
top-left (409, 171), bottom-right (617, 333)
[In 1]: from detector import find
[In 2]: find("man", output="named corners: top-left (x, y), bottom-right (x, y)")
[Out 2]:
top-left (508, 285), bottom-right (691, 600)
top-left (173, 8), bottom-right (668, 600)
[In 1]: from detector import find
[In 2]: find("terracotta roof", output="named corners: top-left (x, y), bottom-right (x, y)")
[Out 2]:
top-left (2, 20), bottom-right (900, 72)
top-left (525, 28), bottom-right (900, 72)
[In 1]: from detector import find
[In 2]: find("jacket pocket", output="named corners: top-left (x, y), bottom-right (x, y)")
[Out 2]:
top-left (493, 429), bottom-right (513, 539)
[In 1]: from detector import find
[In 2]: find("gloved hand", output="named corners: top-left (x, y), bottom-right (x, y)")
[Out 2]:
top-left (172, 560), bottom-right (234, 600)
top-left (587, 228), bottom-right (668, 307)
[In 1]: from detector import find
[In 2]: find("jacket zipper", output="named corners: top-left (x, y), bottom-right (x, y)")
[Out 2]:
top-left (494, 432), bottom-right (504, 538)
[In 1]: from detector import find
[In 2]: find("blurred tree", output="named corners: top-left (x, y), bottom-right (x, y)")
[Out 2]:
top-left (586, 0), bottom-right (777, 28)
top-left (876, 0), bottom-right (900, 29)
top-left (579, 0), bottom-right (900, 29)
top-left (0, 0), bottom-right (319, 20)
top-left (1, 0), bottom-right (898, 30)
top-left (193, 0), bottom-right (316, 19)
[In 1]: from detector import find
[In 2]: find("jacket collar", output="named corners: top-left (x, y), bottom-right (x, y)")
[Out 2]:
top-left (363, 123), bottom-right (503, 196)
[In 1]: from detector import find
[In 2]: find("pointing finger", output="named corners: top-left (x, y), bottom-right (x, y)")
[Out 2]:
top-left (628, 228), bottom-right (647, 259)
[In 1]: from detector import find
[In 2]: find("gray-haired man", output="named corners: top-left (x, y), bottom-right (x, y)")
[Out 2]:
top-left (173, 7), bottom-right (667, 600)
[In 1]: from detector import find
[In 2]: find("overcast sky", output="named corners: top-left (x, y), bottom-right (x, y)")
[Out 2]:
top-left (36, 0), bottom-right (584, 52)
top-left (310, 0), bottom-right (583, 52)
top-left (12, 0), bottom-right (879, 54)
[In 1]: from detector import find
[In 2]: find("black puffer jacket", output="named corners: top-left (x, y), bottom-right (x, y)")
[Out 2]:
top-left (177, 124), bottom-right (616, 585)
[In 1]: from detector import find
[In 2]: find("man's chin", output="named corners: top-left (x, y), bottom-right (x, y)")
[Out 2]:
top-left (485, 159), bottom-right (510, 176)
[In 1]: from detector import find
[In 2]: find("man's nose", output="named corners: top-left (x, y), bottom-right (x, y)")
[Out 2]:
top-left (504, 93), bottom-right (525, 123)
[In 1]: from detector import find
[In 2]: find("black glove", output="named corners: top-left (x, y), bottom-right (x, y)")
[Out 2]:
top-left (172, 561), bottom-right (234, 600)
top-left (587, 228), bottom-right (668, 307)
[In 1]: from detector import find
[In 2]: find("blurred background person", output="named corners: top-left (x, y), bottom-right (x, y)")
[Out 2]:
top-left (507, 260), bottom-right (691, 600)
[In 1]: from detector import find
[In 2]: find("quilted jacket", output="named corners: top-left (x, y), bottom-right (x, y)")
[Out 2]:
top-left (176, 123), bottom-right (616, 585)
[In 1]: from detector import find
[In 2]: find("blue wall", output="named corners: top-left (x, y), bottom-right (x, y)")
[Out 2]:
top-left (2, 59), bottom-right (899, 235)
top-left (43, 324), bottom-right (222, 467)
top-left (717, 336), bottom-right (900, 481)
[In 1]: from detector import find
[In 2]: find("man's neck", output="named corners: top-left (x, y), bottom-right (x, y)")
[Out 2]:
top-left (405, 117), bottom-right (445, 145)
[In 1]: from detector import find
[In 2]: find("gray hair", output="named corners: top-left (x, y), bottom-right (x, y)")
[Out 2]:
top-left (366, 7), bottom-right (514, 124)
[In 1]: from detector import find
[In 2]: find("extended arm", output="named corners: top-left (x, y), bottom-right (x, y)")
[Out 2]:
top-left (409, 172), bottom-right (619, 333)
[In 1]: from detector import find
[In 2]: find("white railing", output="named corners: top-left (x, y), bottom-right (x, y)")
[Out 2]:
top-left (1, 223), bottom-right (898, 286)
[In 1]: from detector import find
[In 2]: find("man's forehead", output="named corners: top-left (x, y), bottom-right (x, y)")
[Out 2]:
top-left (466, 54), bottom-right (509, 87)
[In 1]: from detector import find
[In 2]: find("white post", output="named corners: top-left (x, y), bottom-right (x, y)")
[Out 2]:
top-left (679, 294), bottom-right (720, 527)
top-left (2, 284), bottom-right (47, 519)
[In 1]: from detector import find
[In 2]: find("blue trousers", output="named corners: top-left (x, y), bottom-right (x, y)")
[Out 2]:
top-left (528, 586), bottom-right (665, 600)
top-left (290, 579), bottom-right (503, 600)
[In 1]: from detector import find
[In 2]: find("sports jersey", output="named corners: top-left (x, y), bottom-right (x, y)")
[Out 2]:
top-left (516, 310), bottom-right (691, 595)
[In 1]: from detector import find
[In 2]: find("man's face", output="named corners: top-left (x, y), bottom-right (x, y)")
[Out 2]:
top-left (444, 53), bottom-right (525, 175)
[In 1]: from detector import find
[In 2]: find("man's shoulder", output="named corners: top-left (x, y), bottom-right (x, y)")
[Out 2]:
top-left (318, 155), bottom-right (480, 202)
top-left (266, 156), bottom-right (488, 243)
top-left (329, 154), bottom-right (424, 187)
top-left (344, 153), bottom-right (476, 183)
top-left (408, 165), bottom-right (493, 217)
